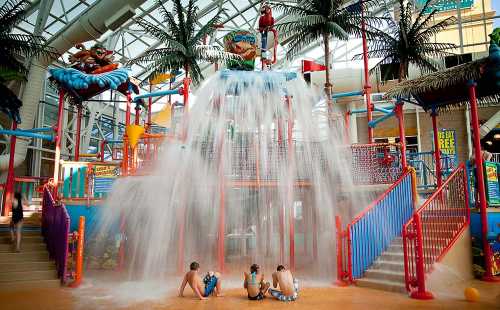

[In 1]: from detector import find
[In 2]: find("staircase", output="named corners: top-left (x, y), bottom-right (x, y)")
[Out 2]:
top-left (356, 237), bottom-right (406, 293)
top-left (0, 224), bottom-right (60, 290)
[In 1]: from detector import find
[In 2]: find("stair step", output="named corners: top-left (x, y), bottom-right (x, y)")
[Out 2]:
top-left (1, 235), bottom-right (44, 244)
top-left (379, 252), bottom-right (404, 262)
top-left (371, 260), bottom-right (405, 272)
top-left (0, 250), bottom-right (48, 262)
top-left (0, 261), bottom-right (55, 272)
top-left (0, 269), bottom-right (58, 282)
top-left (364, 269), bottom-right (405, 282)
top-left (0, 231), bottom-right (41, 237)
top-left (0, 242), bottom-right (45, 252)
top-left (356, 278), bottom-right (406, 294)
top-left (0, 279), bottom-right (60, 291)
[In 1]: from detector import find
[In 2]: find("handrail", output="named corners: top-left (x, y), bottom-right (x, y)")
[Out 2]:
top-left (337, 168), bottom-right (416, 282)
top-left (42, 187), bottom-right (70, 284)
top-left (351, 168), bottom-right (413, 225)
top-left (402, 163), bottom-right (469, 299)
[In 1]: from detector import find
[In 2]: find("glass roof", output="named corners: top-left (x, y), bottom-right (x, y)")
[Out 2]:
top-left (12, 0), bottom-right (500, 111)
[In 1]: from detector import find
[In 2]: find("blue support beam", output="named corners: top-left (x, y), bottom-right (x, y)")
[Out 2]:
top-left (18, 127), bottom-right (54, 133)
top-left (374, 106), bottom-right (394, 114)
top-left (368, 110), bottom-right (396, 128)
top-left (332, 90), bottom-right (363, 99)
top-left (105, 140), bottom-right (123, 144)
top-left (133, 88), bottom-right (183, 102)
top-left (0, 129), bottom-right (54, 141)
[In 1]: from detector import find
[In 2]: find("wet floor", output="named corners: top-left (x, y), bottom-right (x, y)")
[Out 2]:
top-left (1, 280), bottom-right (499, 310)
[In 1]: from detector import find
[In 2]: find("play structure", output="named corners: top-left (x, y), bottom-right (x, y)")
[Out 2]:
top-left (3, 2), bottom-right (497, 299)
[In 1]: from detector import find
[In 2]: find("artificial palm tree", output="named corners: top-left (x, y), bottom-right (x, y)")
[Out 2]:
top-left (130, 0), bottom-right (241, 86)
top-left (360, 0), bottom-right (457, 82)
top-left (273, 0), bottom-right (379, 107)
top-left (0, 0), bottom-right (57, 122)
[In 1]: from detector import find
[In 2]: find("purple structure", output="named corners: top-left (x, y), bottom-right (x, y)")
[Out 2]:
top-left (42, 187), bottom-right (70, 283)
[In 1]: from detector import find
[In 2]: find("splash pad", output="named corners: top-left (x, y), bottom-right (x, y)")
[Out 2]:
top-left (94, 70), bottom-right (375, 284)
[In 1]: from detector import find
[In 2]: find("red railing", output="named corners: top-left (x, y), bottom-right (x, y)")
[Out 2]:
top-left (402, 163), bottom-right (469, 299)
top-left (351, 143), bottom-right (403, 185)
top-left (336, 168), bottom-right (416, 283)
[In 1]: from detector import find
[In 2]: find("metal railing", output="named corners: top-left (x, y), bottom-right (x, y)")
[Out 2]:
top-left (402, 164), bottom-right (469, 297)
top-left (351, 143), bottom-right (403, 185)
top-left (407, 151), bottom-right (456, 190)
top-left (42, 187), bottom-right (70, 284)
top-left (336, 168), bottom-right (415, 282)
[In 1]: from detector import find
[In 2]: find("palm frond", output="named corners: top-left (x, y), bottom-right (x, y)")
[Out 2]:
top-left (193, 45), bottom-right (242, 63)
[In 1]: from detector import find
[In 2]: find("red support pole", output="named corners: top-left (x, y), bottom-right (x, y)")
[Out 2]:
top-left (134, 106), bottom-right (140, 126)
top-left (410, 212), bottom-right (434, 299)
top-left (431, 111), bottom-right (443, 188)
top-left (176, 201), bottom-right (186, 274)
top-left (468, 82), bottom-right (498, 281)
top-left (125, 91), bottom-right (131, 127)
top-left (117, 213), bottom-right (126, 271)
top-left (74, 105), bottom-right (82, 161)
top-left (217, 97), bottom-right (226, 273)
top-left (2, 121), bottom-right (17, 216)
top-left (69, 216), bottom-right (85, 288)
top-left (100, 140), bottom-right (106, 161)
top-left (361, 3), bottom-right (373, 144)
top-left (287, 96), bottom-right (295, 271)
top-left (148, 84), bottom-right (153, 131)
top-left (396, 102), bottom-right (408, 170)
top-left (344, 112), bottom-right (350, 144)
top-left (53, 89), bottom-right (65, 198)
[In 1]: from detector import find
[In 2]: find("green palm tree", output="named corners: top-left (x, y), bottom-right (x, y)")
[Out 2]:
top-left (360, 0), bottom-right (457, 81)
top-left (130, 0), bottom-right (241, 85)
top-left (273, 0), bottom-right (378, 109)
top-left (0, 0), bottom-right (57, 122)
top-left (0, 0), bottom-right (57, 82)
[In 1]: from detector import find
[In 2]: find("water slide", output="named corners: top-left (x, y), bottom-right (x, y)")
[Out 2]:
top-left (0, 0), bottom-right (146, 171)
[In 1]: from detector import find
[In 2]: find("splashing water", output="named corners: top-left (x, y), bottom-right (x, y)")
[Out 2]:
top-left (91, 70), bottom-right (377, 288)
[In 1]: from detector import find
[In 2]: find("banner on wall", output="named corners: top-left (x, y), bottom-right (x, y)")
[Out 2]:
top-left (417, 0), bottom-right (473, 13)
top-left (92, 164), bottom-right (120, 195)
top-left (437, 129), bottom-right (457, 156)
top-left (484, 162), bottom-right (500, 206)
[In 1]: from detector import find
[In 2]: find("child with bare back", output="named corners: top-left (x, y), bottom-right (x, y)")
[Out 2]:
top-left (244, 264), bottom-right (270, 300)
top-left (269, 265), bottom-right (299, 301)
top-left (179, 261), bottom-right (224, 300)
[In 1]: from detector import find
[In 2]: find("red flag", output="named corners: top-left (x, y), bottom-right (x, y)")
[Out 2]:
top-left (302, 60), bottom-right (327, 73)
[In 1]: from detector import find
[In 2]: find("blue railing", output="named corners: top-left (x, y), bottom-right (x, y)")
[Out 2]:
top-left (407, 151), bottom-right (456, 190)
top-left (348, 170), bottom-right (415, 279)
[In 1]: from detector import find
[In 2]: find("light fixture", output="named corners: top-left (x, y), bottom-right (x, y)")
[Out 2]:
top-left (494, 133), bottom-right (500, 140)
top-left (485, 140), bottom-right (493, 146)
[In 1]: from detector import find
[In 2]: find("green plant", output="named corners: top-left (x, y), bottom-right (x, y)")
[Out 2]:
top-left (274, 0), bottom-right (380, 108)
top-left (358, 0), bottom-right (457, 81)
top-left (129, 0), bottom-right (241, 85)
top-left (0, 0), bottom-right (57, 82)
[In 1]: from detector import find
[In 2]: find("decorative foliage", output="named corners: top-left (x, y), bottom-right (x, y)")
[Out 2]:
top-left (358, 0), bottom-right (457, 80)
top-left (49, 67), bottom-right (130, 91)
top-left (129, 0), bottom-right (241, 85)
top-left (0, 0), bottom-right (58, 123)
top-left (0, 84), bottom-right (22, 123)
top-left (274, 0), bottom-right (378, 59)
top-left (0, 0), bottom-right (58, 81)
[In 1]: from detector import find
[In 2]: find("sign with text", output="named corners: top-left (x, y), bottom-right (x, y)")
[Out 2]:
top-left (437, 129), bottom-right (457, 156)
top-left (92, 164), bottom-right (120, 195)
top-left (485, 162), bottom-right (500, 206)
top-left (417, 0), bottom-right (473, 12)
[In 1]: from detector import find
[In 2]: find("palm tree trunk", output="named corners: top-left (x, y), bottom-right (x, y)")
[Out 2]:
top-left (323, 32), bottom-right (333, 115)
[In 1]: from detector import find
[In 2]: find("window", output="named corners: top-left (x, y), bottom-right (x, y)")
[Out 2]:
top-left (380, 63), bottom-right (400, 82)
top-left (445, 53), bottom-right (472, 68)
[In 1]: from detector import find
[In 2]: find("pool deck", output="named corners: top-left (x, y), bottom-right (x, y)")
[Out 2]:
top-left (0, 280), bottom-right (498, 310)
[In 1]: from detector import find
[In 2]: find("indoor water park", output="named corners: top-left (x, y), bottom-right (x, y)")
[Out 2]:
top-left (0, 0), bottom-right (499, 309)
